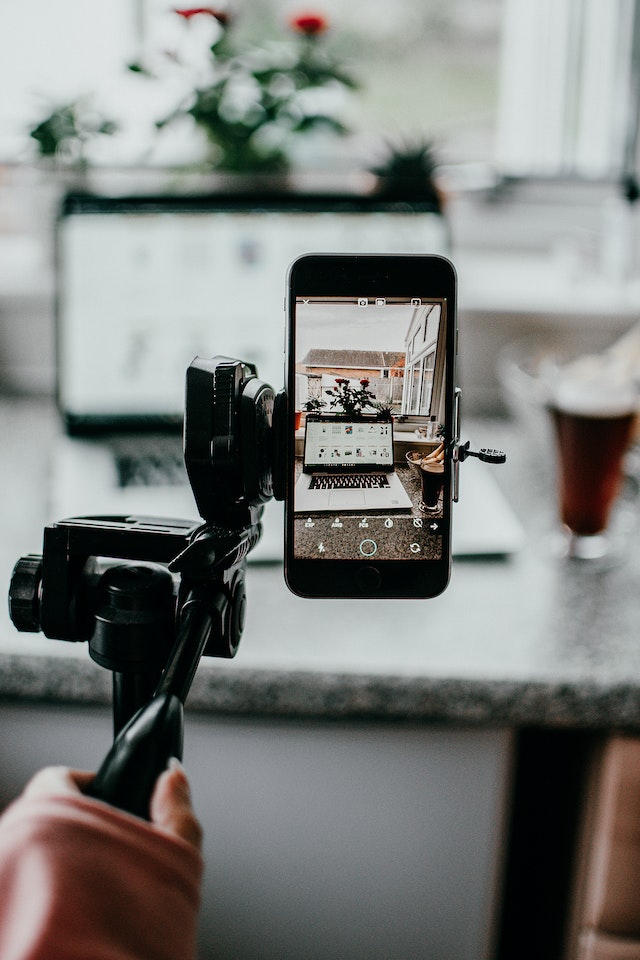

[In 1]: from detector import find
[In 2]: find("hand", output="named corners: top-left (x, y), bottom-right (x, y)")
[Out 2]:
top-left (149, 759), bottom-right (202, 850)
top-left (21, 762), bottom-right (202, 850)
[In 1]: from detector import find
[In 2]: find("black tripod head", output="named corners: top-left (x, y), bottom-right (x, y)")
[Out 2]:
top-left (8, 356), bottom-right (285, 818)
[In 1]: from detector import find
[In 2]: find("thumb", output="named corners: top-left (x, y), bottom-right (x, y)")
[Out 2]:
top-left (150, 759), bottom-right (202, 851)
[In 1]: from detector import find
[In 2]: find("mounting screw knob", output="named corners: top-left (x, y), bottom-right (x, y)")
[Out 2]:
top-left (8, 554), bottom-right (43, 632)
top-left (457, 441), bottom-right (506, 465)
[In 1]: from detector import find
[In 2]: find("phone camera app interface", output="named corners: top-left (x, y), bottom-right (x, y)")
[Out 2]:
top-left (293, 296), bottom-right (449, 562)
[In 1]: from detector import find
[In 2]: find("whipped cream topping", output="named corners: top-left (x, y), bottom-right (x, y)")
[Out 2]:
top-left (543, 324), bottom-right (640, 417)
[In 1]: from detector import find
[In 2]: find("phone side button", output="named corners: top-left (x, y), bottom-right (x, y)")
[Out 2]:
top-left (355, 565), bottom-right (382, 593)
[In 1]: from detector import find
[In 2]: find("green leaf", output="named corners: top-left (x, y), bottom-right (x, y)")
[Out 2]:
top-left (291, 114), bottom-right (349, 135)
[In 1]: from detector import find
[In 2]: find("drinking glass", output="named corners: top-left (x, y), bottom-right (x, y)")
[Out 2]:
top-left (500, 340), bottom-right (638, 563)
top-left (549, 403), bottom-right (636, 559)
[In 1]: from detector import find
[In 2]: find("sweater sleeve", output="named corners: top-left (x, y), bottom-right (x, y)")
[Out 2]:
top-left (0, 792), bottom-right (203, 960)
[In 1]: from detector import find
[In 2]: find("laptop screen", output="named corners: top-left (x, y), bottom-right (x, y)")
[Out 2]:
top-left (56, 193), bottom-right (447, 430)
top-left (303, 415), bottom-right (394, 472)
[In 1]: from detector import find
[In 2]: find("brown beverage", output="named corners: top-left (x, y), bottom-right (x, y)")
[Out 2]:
top-left (550, 406), bottom-right (636, 535)
top-left (419, 461), bottom-right (444, 512)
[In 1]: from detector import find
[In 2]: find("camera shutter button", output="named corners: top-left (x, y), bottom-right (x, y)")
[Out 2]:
top-left (359, 538), bottom-right (378, 557)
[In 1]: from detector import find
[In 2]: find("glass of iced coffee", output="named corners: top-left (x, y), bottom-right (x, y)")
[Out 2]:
top-left (419, 461), bottom-right (445, 512)
top-left (406, 443), bottom-right (445, 513)
top-left (546, 354), bottom-right (638, 560)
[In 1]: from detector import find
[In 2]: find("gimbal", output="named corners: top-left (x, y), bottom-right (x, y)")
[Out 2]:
top-left (8, 356), bottom-right (285, 819)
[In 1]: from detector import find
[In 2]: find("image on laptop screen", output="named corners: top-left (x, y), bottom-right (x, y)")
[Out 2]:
top-left (56, 194), bottom-right (448, 429)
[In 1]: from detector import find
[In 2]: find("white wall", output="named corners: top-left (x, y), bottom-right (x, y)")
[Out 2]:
top-left (0, 701), bottom-right (512, 960)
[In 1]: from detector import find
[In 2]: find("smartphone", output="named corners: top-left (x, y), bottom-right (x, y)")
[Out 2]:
top-left (284, 254), bottom-right (457, 599)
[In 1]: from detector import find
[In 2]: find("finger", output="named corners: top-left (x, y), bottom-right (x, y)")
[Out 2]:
top-left (150, 760), bottom-right (203, 851)
top-left (22, 766), bottom-right (94, 800)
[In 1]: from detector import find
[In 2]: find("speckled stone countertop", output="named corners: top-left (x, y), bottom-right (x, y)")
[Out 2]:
top-left (2, 396), bottom-right (640, 729)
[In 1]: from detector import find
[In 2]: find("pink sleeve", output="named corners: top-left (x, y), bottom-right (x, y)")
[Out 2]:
top-left (0, 792), bottom-right (203, 960)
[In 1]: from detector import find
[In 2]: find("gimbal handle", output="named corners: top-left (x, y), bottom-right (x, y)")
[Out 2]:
top-left (89, 588), bottom-right (223, 817)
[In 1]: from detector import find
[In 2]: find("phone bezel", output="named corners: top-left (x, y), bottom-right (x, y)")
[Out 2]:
top-left (284, 253), bottom-right (457, 599)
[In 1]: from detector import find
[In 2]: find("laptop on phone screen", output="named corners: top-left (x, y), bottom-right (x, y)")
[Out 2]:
top-left (294, 414), bottom-right (412, 512)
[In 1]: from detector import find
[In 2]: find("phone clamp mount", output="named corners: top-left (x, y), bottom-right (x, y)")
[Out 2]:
top-left (8, 356), bottom-right (286, 819)
top-left (450, 387), bottom-right (506, 501)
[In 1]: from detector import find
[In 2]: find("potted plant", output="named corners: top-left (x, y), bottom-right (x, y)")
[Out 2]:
top-left (370, 400), bottom-right (394, 421)
top-left (28, 98), bottom-right (117, 172)
top-left (27, 8), bottom-right (359, 179)
top-left (295, 395), bottom-right (326, 430)
top-left (302, 396), bottom-right (326, 414)
top-left (370, 137), bottom-right (445, 212)
top-left (133, 7), bottom-right (359, 175)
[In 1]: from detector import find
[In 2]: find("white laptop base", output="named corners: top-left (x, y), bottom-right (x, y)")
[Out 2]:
top-left (294, 470), bottom-right (412, 512)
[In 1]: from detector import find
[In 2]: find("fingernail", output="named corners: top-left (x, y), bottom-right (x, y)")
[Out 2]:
top-left (168, 756), bottom-right (185, 773)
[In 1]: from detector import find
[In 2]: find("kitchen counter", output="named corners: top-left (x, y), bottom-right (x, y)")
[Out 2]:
top-left (2, 395), bottom-right (640, 729)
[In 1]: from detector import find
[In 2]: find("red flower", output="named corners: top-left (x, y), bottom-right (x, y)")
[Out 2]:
top-left (175, 7), bottom-right (230, 24)
top-left (360, 379), bottom-right (369, 387)
top-left (290, 12), bottom-right (329, 35)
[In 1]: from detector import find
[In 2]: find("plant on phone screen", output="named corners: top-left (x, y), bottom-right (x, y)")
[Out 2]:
top-left (371, 400), bottom-right (393, 421)
top-left (325, 378), bottom-right (379, 417)
top-left (302, 396), bottom-right (326, 412)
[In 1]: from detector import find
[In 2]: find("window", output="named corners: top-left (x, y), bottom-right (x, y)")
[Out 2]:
top-left (0, 0), bottom-right (134, 159)
top-left (496, 0), bottom-right (639, 179)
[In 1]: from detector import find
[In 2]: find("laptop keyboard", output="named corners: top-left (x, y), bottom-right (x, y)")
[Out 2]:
top-left (114, 438), bottom-right (187, 488)
top-left (309, 474), bottom-right (390, 490)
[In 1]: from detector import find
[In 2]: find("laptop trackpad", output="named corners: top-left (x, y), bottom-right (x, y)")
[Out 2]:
top-left (328, 489), bottom-right (367, 508)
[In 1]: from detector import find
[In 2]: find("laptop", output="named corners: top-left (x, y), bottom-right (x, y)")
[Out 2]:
top-left (50, 191), bottom-right (448, 560)
top-left (294, 414), bottom-right (413, 512)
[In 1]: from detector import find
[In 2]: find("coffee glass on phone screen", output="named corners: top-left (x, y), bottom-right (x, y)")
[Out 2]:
top-left (406, 448), bottom-right (445, 513)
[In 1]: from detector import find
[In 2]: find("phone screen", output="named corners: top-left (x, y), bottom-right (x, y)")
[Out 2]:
top-left (285, 255), bottom-right (456, 599)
